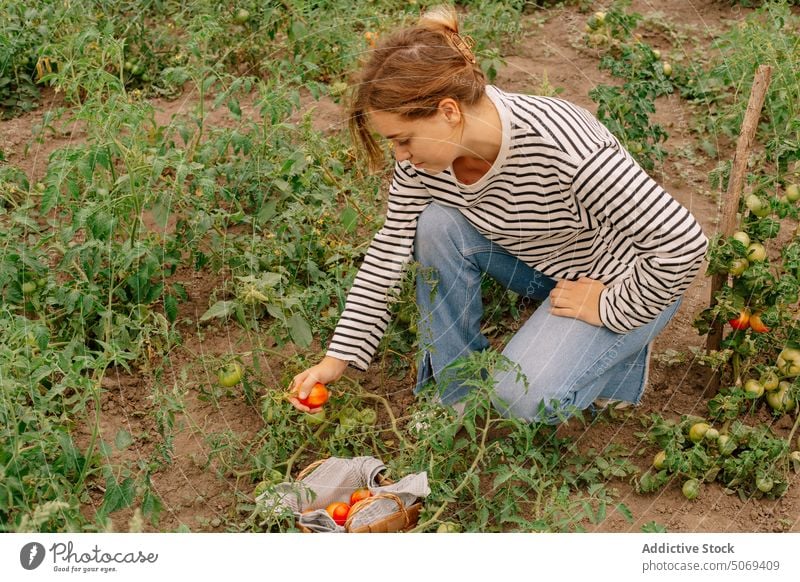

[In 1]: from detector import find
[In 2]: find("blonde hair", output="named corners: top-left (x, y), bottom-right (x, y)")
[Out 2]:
top-left (349, 5), bottom-right (486, 171)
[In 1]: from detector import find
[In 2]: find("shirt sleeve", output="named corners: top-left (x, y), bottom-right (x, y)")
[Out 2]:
top-left (571, 146), bottom-right (709, 333)
top-left (326, 162), bottom-right (431, 369)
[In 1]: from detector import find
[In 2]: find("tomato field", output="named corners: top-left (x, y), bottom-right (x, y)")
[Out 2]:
top-left (2, 0), bottom-right (800, 534)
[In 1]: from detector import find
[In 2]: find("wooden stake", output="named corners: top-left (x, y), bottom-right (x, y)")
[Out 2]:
top-left (705, 65), bottom-right (772, 389)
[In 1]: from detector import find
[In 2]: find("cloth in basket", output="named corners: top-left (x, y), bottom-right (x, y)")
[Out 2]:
top-left (258, 456), bottom-right (429, 532)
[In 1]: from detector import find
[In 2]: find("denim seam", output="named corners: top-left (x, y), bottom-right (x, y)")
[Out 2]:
top-left (461, 243), bottom-right (505, 259)
top-left (559, 331), bottom-right (631, 408)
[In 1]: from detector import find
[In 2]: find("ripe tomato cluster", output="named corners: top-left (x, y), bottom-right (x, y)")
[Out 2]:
top-left (727, 307), bottom-right (770, 333)
top-left (324, 488), bottom-right (372, 526)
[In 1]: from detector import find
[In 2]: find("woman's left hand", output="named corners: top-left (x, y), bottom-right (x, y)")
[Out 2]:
top-left (549, 277), bottom-right (605, 326)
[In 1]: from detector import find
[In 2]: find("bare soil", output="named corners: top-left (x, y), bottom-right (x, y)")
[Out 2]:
top-left (3, 0), bottom-right (799, 533)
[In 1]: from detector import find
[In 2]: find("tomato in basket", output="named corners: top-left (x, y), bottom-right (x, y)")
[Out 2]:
top-left (350, 488), bottom-right (372, 506)
top-left (326, 502), bottom-right (351, 526)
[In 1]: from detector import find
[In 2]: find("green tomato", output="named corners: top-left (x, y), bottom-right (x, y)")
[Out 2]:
top-left (234, 8), bottom-right (250, 24)
top-left (21, 281), bottom-right (37, 294)
top-left (745, 194), bottom-right (770, 218)
top-left (704, 427), bottom-right (720, 441)
top-left (765, 382), bottom-right (796, 413)
top-left (728, 257), bottom-right (749, 276)
top-left (688, 422), bottom-right (710, 443)
top-left (731, 231), bottom-right (750, 247)
top-left (777, 348), bottom-right (800, 377)
top-left (786, 184), bottom-right (799, 203)
top-left (436, 521), bottom-right (461, 533)
top-left (253, 480), bottom-right (270, 497)
top-left (652, 450), bottom-right (667, 470)
top-left (743, 378), bottom-right (764, 399)
top-left (682, 479), bottom-right (700, 500)
top-left (217, 362), bottom-right (243, 387)
top-left (717, 434), bottom-right (736, 456)
top-left (358, 408), bottom-right (378, 426)
top-left (662, 62), bottom-right (673, 77)
top-left (755, 475), bottom-right (774, 493)
top-left (304, 410), bottom-right (327, 425)
top-left (760, 370), bottom-right (780, 392)
top-left (338, 414), bottom-right (360, 429)
top-left (746, 242), bottom-right (767, 262)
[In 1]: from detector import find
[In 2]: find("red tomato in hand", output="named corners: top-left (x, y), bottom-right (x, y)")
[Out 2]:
top-left (349, 488), bottom-right (372, 506)
top-left (728, 309), bottom-right (750, 331)
top-left (326, 502), bottom-right (351, 526)
top-left (298, 382), bottom-right (329, 408)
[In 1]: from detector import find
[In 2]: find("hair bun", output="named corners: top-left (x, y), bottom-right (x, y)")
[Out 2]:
top-left (418, 5), bottom-right (475, 64)
top-left (418, 5), bottom-right (459, 34)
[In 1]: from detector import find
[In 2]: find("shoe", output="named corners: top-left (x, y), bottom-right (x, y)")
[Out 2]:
top-left (593, 398), bottom-right (632, 411)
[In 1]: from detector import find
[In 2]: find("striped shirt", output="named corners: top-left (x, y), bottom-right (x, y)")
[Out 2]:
top-left (327, 85), bottom-right (708, 370)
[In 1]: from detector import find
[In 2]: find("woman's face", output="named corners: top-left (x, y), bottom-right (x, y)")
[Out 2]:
top-left (368, 101), bottom-right (463, 174)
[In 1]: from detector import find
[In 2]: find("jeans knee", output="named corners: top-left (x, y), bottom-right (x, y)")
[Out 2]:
top-left (492, 371), bottom-right (578, 424)
top-left (414, 203), bottom-right (468, 264)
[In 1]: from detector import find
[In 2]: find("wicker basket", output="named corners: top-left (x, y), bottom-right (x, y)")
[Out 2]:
top-left (296, 458), bottom-right (422, 533)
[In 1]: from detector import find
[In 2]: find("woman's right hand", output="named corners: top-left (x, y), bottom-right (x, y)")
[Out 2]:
top-left (288, 356), bottom-right (349, 413)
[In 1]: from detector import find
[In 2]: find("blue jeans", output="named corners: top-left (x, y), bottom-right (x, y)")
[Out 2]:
top-left (412, 203), bottom-right (681, 424)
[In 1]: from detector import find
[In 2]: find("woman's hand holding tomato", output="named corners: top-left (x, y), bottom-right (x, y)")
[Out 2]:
top-left (288, 356), bottom-right (348, 413)
top-left (298, 383), bottom-right (329, 408)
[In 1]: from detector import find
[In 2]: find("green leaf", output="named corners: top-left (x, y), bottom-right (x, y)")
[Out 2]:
top-left (341, 207), bottom-right (358, 233)
top-left (228, 98), bottom-right (242, 119)
top-left (164, 294), bottom-right (178, 323)
top-left (200, 300), bottom-right (236, 322)
top-left (615, 502), bottom-right (633, 522)
top-left (115, 429), bottom-right (133, 450)
top-left (40, 185), bottom-right (60, 214)
top-left (98, 473), bottom-right (136, 519)
top-left (141, 489), bottom-right (163, 525)
top-left (256, 199), bottom-right (278, 225)
top-left (288, 313), bottom-right (312, 347)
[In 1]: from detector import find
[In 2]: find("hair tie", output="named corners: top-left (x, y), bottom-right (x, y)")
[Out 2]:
top-left (447, 31), bottom-right (476, 64)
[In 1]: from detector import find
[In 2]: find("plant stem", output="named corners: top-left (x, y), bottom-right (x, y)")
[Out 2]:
top-left (338, 375), bottom-right (409, 447)
top-left (410, 412), bottom-right (493, 532)
top-left (281, 421), bottom-right (328, 479)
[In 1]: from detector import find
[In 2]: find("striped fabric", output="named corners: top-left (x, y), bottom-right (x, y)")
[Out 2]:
top-left (326, 86), bottom-right (708, 370)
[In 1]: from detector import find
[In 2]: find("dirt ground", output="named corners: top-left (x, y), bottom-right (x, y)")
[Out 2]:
top-left (3, 0), bottom-right (799, 533)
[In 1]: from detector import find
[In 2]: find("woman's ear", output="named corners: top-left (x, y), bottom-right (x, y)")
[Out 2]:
top-left (438, 98), bottom-right (462, 124)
